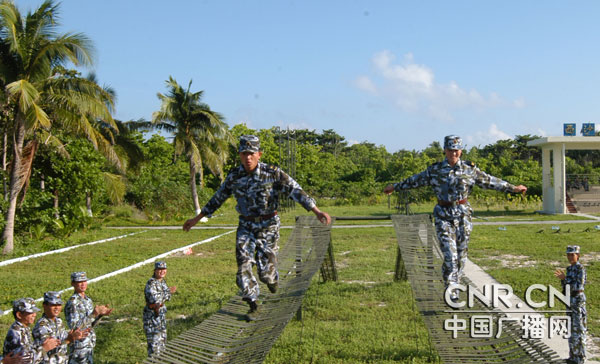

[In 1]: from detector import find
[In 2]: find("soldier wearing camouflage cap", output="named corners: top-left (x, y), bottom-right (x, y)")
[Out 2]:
top-left (64, 272), bottom-right (112, 364)
top-left (555, 245), bottom-right (587, 363)
top-left (143, 261), bottom-right (176, 358)
top-left (384, 135), bottom-right (527, 303)
top-left (184, 134), bottom-right (331, 321)
top-left (33, 292), bottom-right (87, 364)
top-left (3, 298), bottom-right (59, 364)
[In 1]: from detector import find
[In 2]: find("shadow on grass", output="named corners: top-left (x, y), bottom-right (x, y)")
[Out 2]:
top-left (327, 347), bottom-right (439, 363)
top-left (474, 210), bottom-right (540, 218)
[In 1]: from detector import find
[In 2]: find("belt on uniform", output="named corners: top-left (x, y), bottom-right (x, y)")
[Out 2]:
top-left (571, 290), bottom-right (584, 296)
top-left (240, 211), bottom-right (278, 223)
top-left (437, 199), bottom-right (468, 207)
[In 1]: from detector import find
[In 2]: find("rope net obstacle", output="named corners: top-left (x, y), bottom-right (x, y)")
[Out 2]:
top-left (146, 215), bottom-right (564, 363)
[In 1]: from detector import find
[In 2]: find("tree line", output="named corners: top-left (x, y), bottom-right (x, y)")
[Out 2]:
top-left (2, 0), bottom-right (600, 254)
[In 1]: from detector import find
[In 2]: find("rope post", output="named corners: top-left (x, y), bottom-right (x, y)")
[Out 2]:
top-left (319, 238), bottom-right (338, 282)
top-left (394, 246), bottom-right (408, 281)
top-left (295, 216), bottom-right (303, 321)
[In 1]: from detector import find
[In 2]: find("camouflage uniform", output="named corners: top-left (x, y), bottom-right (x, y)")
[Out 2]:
top-left (393, 136), bottom-right (518, 293)
top-left (143, 261), bottom-right (172, 358)
top-left (65, 273), bottom-right (95, 364)
top-left (32, 292), bottom-right (69, 364)
top-left (561, 245), bottom-right (587, 364)
top-left (3, 298), bottom-right (42, 364)
top-left (200, 135), bottom-right (316, 302)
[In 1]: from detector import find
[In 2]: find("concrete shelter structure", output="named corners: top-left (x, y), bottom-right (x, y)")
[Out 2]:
top-left (528, 136), bottom-right (600, 214)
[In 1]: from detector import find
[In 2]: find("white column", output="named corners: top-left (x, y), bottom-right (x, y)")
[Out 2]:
top-left (552, 145), bottom-right (566, 214)
top-left (542, 147), bottom-right (552, 213)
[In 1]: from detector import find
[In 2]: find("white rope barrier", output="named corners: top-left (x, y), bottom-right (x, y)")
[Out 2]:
top-left (0, 230), bottom-right (235, 316)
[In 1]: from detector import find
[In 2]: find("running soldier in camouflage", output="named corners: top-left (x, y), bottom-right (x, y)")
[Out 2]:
top-left (64, 272), bottom-right (112, 364)
top-left (33, 292), bottom-right (87, 364)
top-left (143, 261), bottom-right (176, 358)
top-left (184, 135), bottom-right (331, 321)
top-left (384, 135), bottom-right (527, 301)
top-left (3, 298), bottom-right (59, 364)
top-left (555, 245), bottom-right (587, 364)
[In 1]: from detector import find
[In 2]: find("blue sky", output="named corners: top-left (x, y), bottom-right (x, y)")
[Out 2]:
top-left (16, 0), bottom-right (600, 151)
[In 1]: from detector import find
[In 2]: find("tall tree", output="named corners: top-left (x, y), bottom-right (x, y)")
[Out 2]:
top-left (0, 0), bottom-right (116, 253)
top-left (150, 76), bottom-right (233, 214)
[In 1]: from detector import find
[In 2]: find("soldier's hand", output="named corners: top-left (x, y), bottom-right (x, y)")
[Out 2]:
top-left (514, 185), bottom-right (527, 195)
top-left (170, 286), bottom-right (177, 294)
top-left (42, 337), bottom-right (60, 352)
top-left (67, 328), bottom-right (88, 343)
top-left (2, 352), bottom-right (24, 364)
top-left (318, 211), bottom-right (331, 225)
top-left (311, 207), bottom-right (331, 225)
top-left (554, 269), bottom-right (566, 280)
top-left (383, 184), bottom-right (395, 195)
top-left (94, 305), bottom-right (112, 316)
top-left (183, 215), bottom-right (203, 232)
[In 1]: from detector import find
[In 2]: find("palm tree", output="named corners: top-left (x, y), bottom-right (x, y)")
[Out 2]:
top-left (0, 0), bottom-right (117, 253)
top-left (150, 76), bottom-right (233, 214)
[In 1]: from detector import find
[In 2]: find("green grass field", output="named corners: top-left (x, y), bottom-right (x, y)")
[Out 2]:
top-left (1, 203), bottom-right (598, 363)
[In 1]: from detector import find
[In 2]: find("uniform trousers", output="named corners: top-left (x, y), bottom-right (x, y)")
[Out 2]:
top-left (236, 215), bottom-right (280, 302)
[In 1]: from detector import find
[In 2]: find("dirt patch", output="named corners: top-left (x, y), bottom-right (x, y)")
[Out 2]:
top-left (581, 251), bottom-right (600, 263)
top-left (484, 254), bottom-right (537, 269)
top-left (359, 301), bottom-right (387, 307)
top-left (341, 280), bottom-right (377, 286)
top-left (336, 259), bottom-right (349, 269)
top-left (587, 335), bottom-right (600, 361)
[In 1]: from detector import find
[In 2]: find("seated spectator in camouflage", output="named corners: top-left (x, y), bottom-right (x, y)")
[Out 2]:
top-left (554, 245), bottom-right (587, 364)
top-left (143, 261), bottom-right (176, 358)
top-left (184, 135), bottom-right (331, 321)
top-left (3, 298), bottom-right (59, 364)
top-left (384, 135), bottom-right (527, 303)
top-left (65, 272), bottom-right (112, 364)
top-left (33, 292), bottom-right (87, 364)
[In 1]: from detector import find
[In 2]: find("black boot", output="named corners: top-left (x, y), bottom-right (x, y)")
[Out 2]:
top-left (243, 298), bottom-right (259, 321)
top-left (267, 282), bottom-right (278, 294)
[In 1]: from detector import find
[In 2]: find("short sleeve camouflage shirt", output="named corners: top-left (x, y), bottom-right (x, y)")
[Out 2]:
top-left (64, 294), bottom-right (96, 350)
top-left (562, 262), bottom-right (586, 293)
top-left (3, 321), bottom-right (42, 363)
top-left (32, 315), bottom-right (69, 363)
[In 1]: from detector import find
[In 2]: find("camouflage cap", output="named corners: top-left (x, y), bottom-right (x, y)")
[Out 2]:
top-left (13, 298), bottom-right (40, 314)
top-left (444, 135), bottom-right (463, 150)
top-left (239, 135), bottom-right (260, 153)
top-left (566, 245), bottom-right (581, 254)
top-left (43, 291), bottom-right (63, 305)
top-left (154, 261), bottom-right (167, 269)
top-left (71, 271), bottom-right (88, 282)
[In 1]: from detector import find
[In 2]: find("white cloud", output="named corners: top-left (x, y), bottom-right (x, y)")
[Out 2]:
top-left (513, 97), bottom-right (526, 108)
top-left (356, 50), bottom-right (522, 122)
top-left (465, 123), bottom-right (512, 147)
top-left (354, 75), bottom-right (377, 94)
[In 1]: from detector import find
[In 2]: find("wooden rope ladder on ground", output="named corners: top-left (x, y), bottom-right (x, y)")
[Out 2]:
top-left (144, 216), bottom-right (337, 364)
top-left (392, 214), bottom-right (565, 364)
